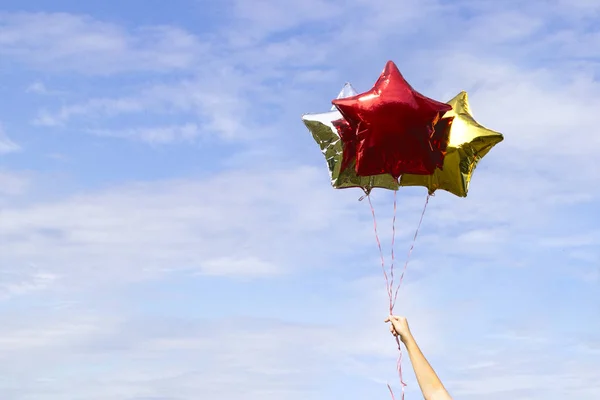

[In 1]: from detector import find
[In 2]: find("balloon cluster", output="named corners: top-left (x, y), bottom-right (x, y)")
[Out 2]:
top-left (302, 61), bottom-right (503, 197)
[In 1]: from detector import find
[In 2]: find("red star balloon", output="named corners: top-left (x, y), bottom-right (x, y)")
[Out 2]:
top-left (332, 61), bottom-right (453, 178)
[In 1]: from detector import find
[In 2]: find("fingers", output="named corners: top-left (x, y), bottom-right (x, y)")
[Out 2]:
top-left (385, 315), bottom-right (402, 322)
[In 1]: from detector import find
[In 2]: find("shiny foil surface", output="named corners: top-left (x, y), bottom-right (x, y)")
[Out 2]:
top-left (332, 61), bottom-right (452, 178)
top-left (302, 83), bottom-right (399, 194)
top-left (400, 91), bottom-right (504, 197)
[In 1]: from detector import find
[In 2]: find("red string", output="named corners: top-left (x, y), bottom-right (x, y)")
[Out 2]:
top-left (367, 193), bottom-right (431, 400)
top-left (367, 195), bottom-right (392, 301)
top-left (391, 194), bottom-right (430, 310)
top-left (388, 190), bottom-right (398, 312)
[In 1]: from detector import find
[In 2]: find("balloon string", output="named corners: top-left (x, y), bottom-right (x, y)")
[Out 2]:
top-left (368, 193), bottom-right (431, 400)
top-left (367, 193), bottom-right (405, 400)
top-left (389, 190), bottom-right (398, 312)
top-left (389, 190), bottom-right (407, 400)
top-left (367, 195), bottom-right (392, 300)
top-left (391, 194), bottom-right (430, 309)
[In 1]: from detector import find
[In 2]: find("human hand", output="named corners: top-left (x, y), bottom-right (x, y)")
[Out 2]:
top-left (384, 315), bottom-right (412, 343)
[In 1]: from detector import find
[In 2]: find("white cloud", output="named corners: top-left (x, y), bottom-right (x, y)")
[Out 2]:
top-left (25, 81), bottom-right (65, 95)
top-left (32, 74), bottom-right (259, 140)
top-left (0, 12), bottom-right (206, 74)
top-left (0, 170), bottom-right (29, 195)
top-left (0, 276), bottom-right (452, 400)
top-left (0, 166), bottom-right (371, 286)
top-left (200, 256), bottom-right (282, 277)
top-left (87, 123), bottom-right (202, 144)
top-left (230, 0), bottom-right (343, 39)
top-left (0, 275), bottom-right (596, 400)
top-left (0, 313), bottom-right (99, 352)
top-left (540, 231), bottom-right (600, 248)
top-left (0, 271), bottom-right (57, 299)
top-left (0, 123), bottom-right (20, 154)
top-left (33, 97), bottom-right (146, 127)
top-left (25, 81), bottom-right (48, 94)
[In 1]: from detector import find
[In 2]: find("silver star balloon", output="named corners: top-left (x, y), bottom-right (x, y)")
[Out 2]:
top-left (302, 83), bottom-right (399, 194)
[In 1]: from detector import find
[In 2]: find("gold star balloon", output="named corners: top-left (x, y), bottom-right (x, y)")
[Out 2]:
top-left (400, 91), bottom-right (503, 197)
top-left (302, 83), bottom-right (399, 195)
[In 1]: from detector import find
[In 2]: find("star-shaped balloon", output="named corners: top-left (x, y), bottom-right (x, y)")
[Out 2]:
top-left (400, 91), bottom-right (504, 197)
top-left (302, 83), bottom-right (399, 194)
top-left (332, 61), bottom-right (453, 179)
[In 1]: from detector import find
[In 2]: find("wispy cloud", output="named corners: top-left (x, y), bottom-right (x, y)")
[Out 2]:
top-left (0, 271), bottom-right (57, 299)
top-left (25, 81), bottom-right (65, 95)
top-left (0, 166), bottom-right (369, 285)
top-left (0, 123), bottom-right (20, 154)
top-left (0, 12), bottom-right (206, 74)
top-left (87, 123), bottom-right (202, 145)
top-left (32, 73), bottom-right (267, 140)
top-left (0, 170), bottom-right (29, 195)
top-left (33, 98), bottom-right (146, 127)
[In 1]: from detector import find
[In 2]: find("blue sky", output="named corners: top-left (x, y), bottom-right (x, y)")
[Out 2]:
top-left (0, 0), bottom-right (599, 399)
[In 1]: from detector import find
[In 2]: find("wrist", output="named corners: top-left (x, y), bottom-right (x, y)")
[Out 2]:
top-left (401, 331), bottom-right (415, 345)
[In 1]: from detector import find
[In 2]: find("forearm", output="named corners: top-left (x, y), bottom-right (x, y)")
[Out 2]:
top-left (402, 333), bottom-right (452, 400)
